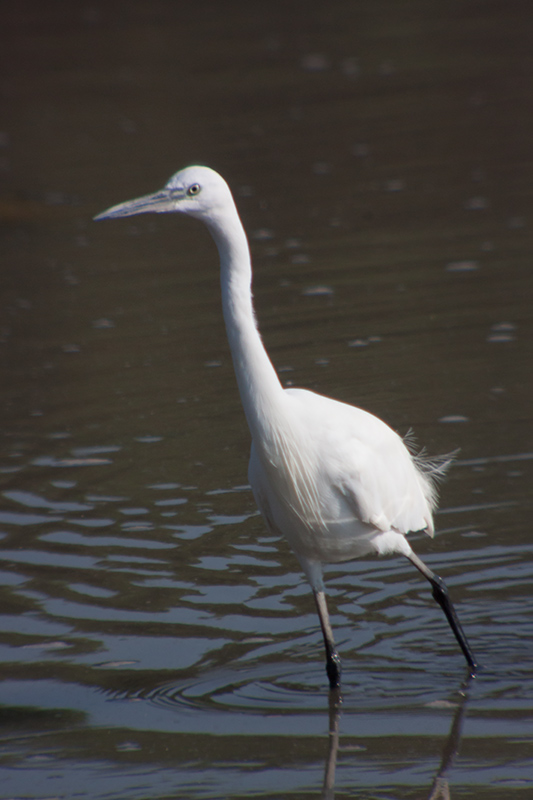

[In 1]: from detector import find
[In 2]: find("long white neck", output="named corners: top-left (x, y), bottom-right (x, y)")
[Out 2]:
top-left (204, 206), bottom-right (285, 447)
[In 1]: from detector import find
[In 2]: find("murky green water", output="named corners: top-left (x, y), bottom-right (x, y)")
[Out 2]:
top-left (1, 1), bottom-right (532, 797)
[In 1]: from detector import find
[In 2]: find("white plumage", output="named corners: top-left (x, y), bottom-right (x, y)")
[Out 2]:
top-left (95, 165), bottom-right (477, 688)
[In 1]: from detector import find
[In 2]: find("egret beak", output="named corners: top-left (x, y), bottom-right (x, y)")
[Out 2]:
top-left (94, 188), bottom-right (184, 221)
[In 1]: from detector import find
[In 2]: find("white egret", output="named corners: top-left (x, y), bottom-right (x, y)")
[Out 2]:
top-left (95, 166), bottom-right (477, 689)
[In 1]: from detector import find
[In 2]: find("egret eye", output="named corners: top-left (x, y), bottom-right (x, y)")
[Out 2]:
top-left (187, 183), bottom-right (201, 196)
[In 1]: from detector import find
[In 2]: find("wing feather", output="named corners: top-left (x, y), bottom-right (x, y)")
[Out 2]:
top-left (286, 387), bottom-right (446, 537)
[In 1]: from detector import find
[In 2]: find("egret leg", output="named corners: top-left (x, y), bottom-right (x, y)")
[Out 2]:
top-left (407, 552), bottom-right (477, 672)
top-left (314, 590), bottom-right (342, 689)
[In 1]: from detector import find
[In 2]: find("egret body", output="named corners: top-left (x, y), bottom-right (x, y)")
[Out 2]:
top-left (95, 166), bottom-right (477, 688)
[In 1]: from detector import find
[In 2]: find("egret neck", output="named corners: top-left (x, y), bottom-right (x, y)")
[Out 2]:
top-left (205, 206), bottom-right (285, 452)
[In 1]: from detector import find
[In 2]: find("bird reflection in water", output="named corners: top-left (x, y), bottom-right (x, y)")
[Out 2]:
top-left (322, 675), bottom-right (473, 800)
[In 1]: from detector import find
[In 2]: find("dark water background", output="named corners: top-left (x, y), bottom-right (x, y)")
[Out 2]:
top-left (1, 1), bottom-right (533, 797)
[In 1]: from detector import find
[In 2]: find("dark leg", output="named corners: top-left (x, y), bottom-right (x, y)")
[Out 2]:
top-left (407, 552), bottom-right (477, 672)
top-left (314, 590), bottom-right (342, 689)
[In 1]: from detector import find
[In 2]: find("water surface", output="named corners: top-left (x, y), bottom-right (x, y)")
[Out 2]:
top-left (1, 1), bottom-right (532, 797)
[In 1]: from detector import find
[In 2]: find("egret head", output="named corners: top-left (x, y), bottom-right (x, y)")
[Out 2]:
top-left (94, 166), bottom-right (234, 223)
